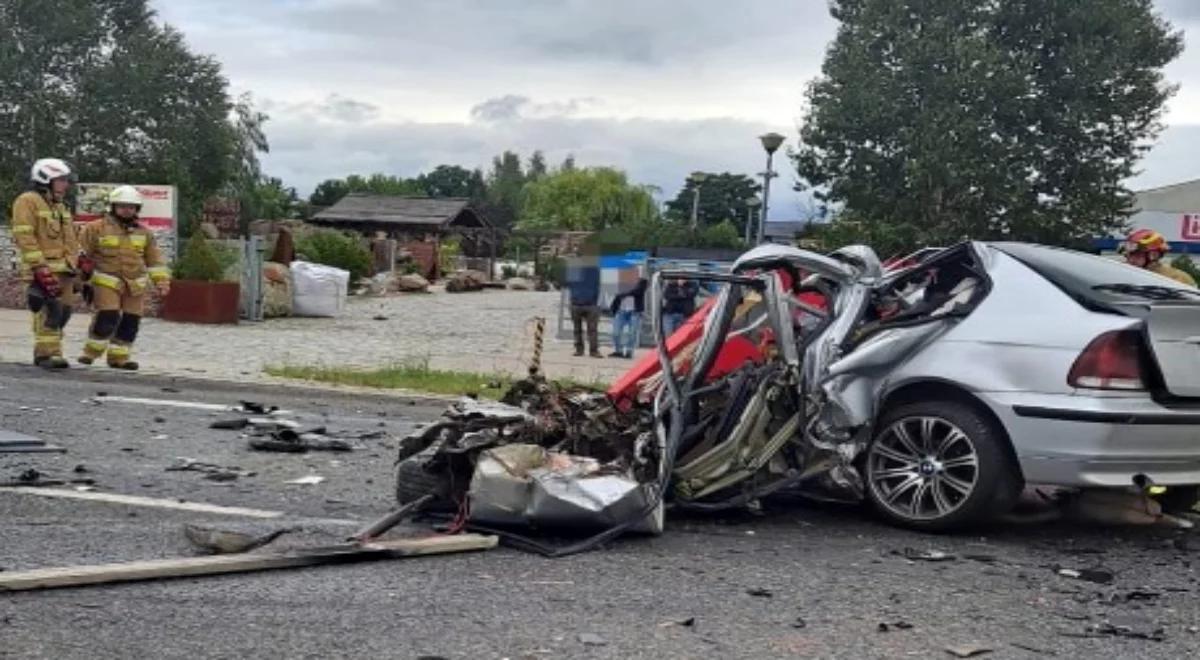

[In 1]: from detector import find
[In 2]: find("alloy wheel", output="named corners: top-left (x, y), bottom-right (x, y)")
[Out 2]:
top-left (867, 416), bottom-right (980, 522)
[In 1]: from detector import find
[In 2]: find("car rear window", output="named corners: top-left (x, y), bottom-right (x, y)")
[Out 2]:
top-left (993, 242), bottom-right (1200, 309)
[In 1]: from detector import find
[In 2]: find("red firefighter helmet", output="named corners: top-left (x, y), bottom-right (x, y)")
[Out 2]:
top-left (1120, 229), bottom-right (1168, 256)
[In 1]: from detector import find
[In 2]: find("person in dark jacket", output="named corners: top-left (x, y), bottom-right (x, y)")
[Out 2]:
top-left (662, 277), bottom-right (699, 336)
top-left (566, 256), bottom-right (603, 357)
top-left (608, 276), bottom-right (647, 358)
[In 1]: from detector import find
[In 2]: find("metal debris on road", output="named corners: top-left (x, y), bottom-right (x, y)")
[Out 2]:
top-left (945, 644), bottom-right (994, 658)
top-left (183, 524), bottom-right (295, 554)
top-left (1055, 566), bottom-right (1115, 584)
top-left (0, 430), bottom-right (65, 454)
top-left (746, 587), bottom-right (774, 598)
top-left (239, 401), bottom-right (280, 415)
top-left (166, 458), bottom-right (256, 481)
top-left (1071, 618), bottom-right (1167, 642)
top-left (899, 548), bottom-right (956, 562)
top-left (577, 633), bottom-right (608, 647)
top-left (248, 429), bottom-right (353, 453)
top-left (285, 475), bottom-right (325, 485)
top-left (878, 621), bottom-right (914, 632)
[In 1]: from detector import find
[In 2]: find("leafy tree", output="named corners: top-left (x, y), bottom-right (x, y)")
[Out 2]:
top-left (794, 0), bottom-right (1182, 250)
top-left (307, 173), bottom-right (423, 207)
top-left (665, 172), bottom-right (761, 235)
top-left (697, 221), bottom-right (744, 250)
top-left (519, 167), bottom-right (659, 232)
top-left (527, 151), bottom-right (548, 180)
top-left (310, 179), bottom-right (351, 207)
top-left (482, 150), bottom-right (526, 229)
top-left (0, 0), bottom-right (264, 230)
top-left (418, 165), bottom-right (486, 200)
top-left (295, 229), bottom-right (373, 284)
top-left (245, 177), bottom-right (302, 221)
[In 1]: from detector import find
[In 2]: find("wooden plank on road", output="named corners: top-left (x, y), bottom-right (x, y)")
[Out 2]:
top-left (0, 534), bottom-right (498, 593)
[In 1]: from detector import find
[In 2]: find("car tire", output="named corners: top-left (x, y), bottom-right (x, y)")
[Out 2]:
top-left (864, 400), bottom-right (1020, 531)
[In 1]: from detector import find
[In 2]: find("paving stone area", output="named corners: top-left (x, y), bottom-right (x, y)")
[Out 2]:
top-left (0, 289), bottom-right (639, 387)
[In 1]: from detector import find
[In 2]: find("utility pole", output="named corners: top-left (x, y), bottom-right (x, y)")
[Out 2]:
top-left (688, 172), bottom-right (707, 231)
top-left (756, 133), bottom-right (785, 245)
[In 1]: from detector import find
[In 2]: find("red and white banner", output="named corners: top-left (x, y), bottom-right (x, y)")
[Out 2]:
top-left (75, 183), bottom-right (177, 231)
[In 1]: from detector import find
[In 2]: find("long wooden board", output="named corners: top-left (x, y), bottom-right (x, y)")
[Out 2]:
top-left (0, 534), bottom-right (498, 593)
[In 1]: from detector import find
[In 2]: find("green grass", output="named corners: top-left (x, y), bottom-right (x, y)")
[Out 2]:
top-left (265, 361), bottom-right (518, 398)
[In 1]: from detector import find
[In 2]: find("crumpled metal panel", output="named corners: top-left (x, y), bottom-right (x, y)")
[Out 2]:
top-left (468, 444), bottom-right (653, 531)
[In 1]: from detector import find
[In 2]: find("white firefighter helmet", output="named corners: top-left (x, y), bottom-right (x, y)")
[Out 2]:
top-left (30, 158), bottom-right (72, 185)
top-left (108, 185), bottom-right (143, 208)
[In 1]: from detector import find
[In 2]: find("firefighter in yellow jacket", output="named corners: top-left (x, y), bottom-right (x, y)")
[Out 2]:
top-left (77, 186), bottom-right (170, 370)
top-left (10, 158), bottom-right (83, 369)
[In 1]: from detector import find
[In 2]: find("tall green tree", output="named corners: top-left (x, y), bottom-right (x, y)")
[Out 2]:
top-left (0, 0), bottom-right (264, 228)
top-left (482, 150), bottom-right (526, 229)
top-left (665, 172), bottom-right (761, 235)
top-left (308, 173), bottom-right (423, 207)
top-left (794, 0), bottom-right (1182, 250)
top-left (520, 167), bottom-right (659, 232)
top-left (418, 164), bottom-right (486, 200)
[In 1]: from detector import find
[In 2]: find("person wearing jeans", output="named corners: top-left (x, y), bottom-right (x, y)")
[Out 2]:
top-left (609, 277), bottom-right (647, 358)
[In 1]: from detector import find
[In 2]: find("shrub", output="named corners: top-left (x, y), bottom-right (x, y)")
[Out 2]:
top-left (501, 264), bottom-right (518, 279)
top-left (295, 229), bottom-right (373, 283)
top-left (439, 237), bottom-right (461, 276)
top-left (173, 233), bottom-right (227, 282)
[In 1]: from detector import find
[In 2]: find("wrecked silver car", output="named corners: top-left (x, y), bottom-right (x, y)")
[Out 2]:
top-left (397, 241), bottom-right (1200, 551)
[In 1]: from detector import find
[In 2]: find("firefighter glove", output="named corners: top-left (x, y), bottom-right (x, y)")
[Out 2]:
top-left (77, 254), bottom-right (95, 280)
top-left (33, 266), bottom-right (61, 298)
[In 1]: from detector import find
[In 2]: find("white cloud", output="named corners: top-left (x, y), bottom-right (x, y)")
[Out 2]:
top-left (152, 0), bottom-right (1200, 217)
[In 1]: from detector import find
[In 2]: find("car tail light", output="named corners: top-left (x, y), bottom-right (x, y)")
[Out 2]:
top-left (1068, 330), bottom-right (1147, 391)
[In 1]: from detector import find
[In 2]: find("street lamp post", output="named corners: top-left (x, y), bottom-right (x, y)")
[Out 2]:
top-left (756, 132), bottom-right (785, 245)
top-left (688, 172), bottom-right (707, 231)
top-left (744, 197), bottom-right (761, 245)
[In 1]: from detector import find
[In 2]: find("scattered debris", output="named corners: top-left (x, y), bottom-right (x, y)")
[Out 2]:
top-left (899, 548), bottom-right (956, 562)
top-left (154, 417), bottom-right (166, 424)
top-left (249, 429), bottom-right (352, 453)
top-left (1056, 567), bottom-right (1115, 585)
top-left (372, 315), bottom-right (389, 321)
top-left (183, 524), bottom-right (295, 554)
top-left (0, 430), bottom-right (66, 454)
top-left (1072, 618), bottom-right (1166, 642)
top-left (166, 459), bottom-right (256, 481)
top-left (792, 617), bottom-right (807, 629)
top-left (746, 588), bottom-right (774, 598)
top-left (577, 633), bottom-right (608, 647)
top-left (945, 644), bottom-right (993, 658)
top-left (962, 554), bottom-right (999, 564)
top-left (658, 617), bottom-right (697, 629)
top-left (1011, 642), bottom-right (1057, 656)
top-left (285, 475), bottom-right (325, 485)
top-left (210, 418), bottom-right (251, 430)
top-left (72, 465), bottom-right (88, 474)
top-left (239, 401), bottom-right (279, 415)
top-left (878, 621), bottom-right (914, 632)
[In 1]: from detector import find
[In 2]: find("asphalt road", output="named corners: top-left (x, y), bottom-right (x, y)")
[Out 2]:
top-left (2, 363), bottom-right (1200, 659)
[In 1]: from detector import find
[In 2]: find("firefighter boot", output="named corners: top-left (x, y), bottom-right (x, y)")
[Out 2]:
top-left (108, 313), bottom-right (141, 371)
top-left (79, 310), bottom-right (120, 366)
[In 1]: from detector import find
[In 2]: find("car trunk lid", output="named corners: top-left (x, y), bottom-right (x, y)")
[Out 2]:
top-left (1139, 302), bottom-right (1200, 398)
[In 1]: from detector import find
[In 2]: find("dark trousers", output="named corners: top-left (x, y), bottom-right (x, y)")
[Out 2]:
top-left (570, 305), bottom-right (600, 355)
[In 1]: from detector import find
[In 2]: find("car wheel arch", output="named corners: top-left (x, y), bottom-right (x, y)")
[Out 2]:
top-left (875, 380), bottom-right (1025, 485)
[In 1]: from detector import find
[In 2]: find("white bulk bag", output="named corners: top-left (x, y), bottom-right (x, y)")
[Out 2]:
top-left (290, 261), bottom-right (349, 317)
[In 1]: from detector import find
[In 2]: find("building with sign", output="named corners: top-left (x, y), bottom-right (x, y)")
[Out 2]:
top-left (1095, 179), bottom-right (1200, 254)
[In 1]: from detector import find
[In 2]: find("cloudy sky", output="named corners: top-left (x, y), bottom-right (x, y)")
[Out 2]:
top-left (153, 0), bottom-right (1200, 220)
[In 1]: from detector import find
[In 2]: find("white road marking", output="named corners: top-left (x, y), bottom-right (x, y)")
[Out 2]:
top-left (92, 396), bottom-right (234, 412)
top-left (1, 487), bottom-right (358, 526)
top-left (92, 395), bottom-right (292, 416)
